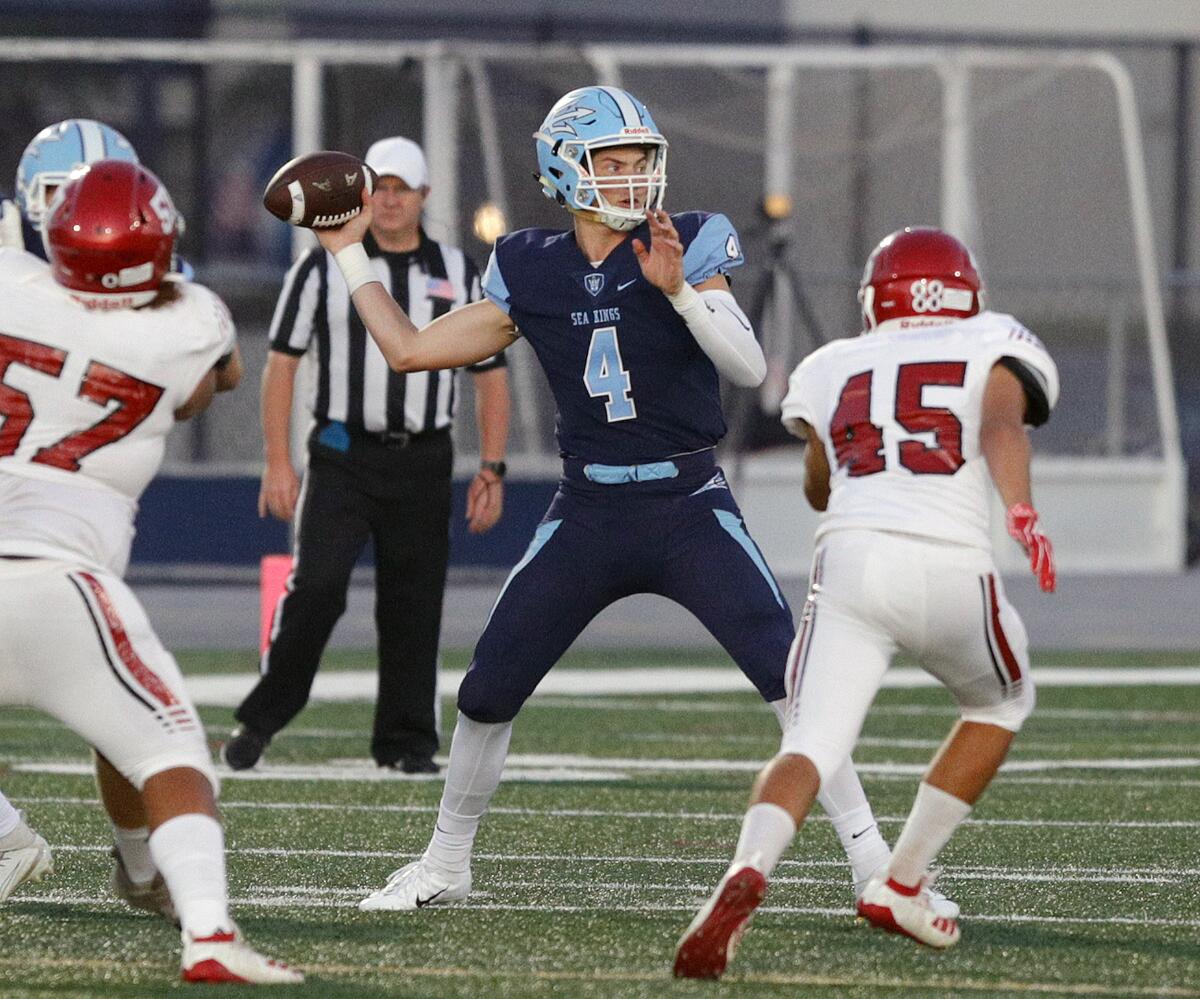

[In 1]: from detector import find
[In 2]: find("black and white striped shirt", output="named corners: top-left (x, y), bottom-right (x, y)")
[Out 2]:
top-left (268, 229), bottom-right (505, 435)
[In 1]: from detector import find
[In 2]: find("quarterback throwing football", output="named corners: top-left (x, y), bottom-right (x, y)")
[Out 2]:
top-left (310, 86), bottom-right (950, 918)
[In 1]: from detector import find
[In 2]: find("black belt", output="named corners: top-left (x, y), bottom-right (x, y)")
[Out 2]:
top-left (318, 421), bottom-right (450, 451)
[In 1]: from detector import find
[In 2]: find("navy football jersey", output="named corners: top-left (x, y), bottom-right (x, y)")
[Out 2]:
top-left (482, 211), bottom-right (745, 464)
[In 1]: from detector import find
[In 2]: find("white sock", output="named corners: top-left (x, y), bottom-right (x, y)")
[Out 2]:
top-left (768, 702), bottom-right (891, 887)
top-left (0, 793), bottom-right (20, 838)
top-left (148, 813), bottom-right (230, 937)
top-left (731, 803), bottom-right (796, 877)
top-left (816, 757), bottom-right (892, 889)
top-left (425, 713), bottom-right (513, 876)
top-left (113, 824), bottom-right (157, 884)
top-left (888, 782), bottom-right (972, 888)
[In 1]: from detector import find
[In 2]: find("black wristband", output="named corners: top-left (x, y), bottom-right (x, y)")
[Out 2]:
top-left (480, 459), bottom-right (507, 478)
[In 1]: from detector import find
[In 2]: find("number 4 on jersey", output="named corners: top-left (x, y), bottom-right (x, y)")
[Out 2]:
top-left (584, 326), bottom-right (636, 422)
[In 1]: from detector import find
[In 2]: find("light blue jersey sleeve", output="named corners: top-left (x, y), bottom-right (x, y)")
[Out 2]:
top-left (683, 213), bottom-right (744, 285)
top-left (481, 247), bottom-right (512, 315)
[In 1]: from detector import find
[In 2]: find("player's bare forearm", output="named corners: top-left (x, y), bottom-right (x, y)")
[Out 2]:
top-left (980, 364), bottom-right (1034, 509)
top-left (214, 343), bottom-right (244, 392)
top-left (175, 370), bottom-right (216, 421)
top-left (802, 423), bottom-right (831, 511)
top-left (981, 422), bottom-right (1033, 509)
top-left (351, 290), bottom-right (518, 373)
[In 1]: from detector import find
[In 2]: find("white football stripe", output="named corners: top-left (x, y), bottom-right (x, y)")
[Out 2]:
top-left (287, 180), bottom-right (305, 225)
top-left (600, 86), bottom-right (642, 128)
top-left (76, 119), bottom-right (105, 162)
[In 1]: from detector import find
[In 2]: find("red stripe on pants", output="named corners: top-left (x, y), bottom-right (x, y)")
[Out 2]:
top-left (987, 574), bottom-right (1022, 683)
top-left (78, 571), bottom-right (178, 707)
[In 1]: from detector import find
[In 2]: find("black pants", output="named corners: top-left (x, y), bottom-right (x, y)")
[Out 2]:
top-left (236, 426), bottom-right (452, 763)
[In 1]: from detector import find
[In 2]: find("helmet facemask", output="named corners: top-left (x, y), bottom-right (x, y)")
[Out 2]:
top-left (555, 139), bottom-right (668, 232)
top-left (17, 170), bottom-right (72, 229)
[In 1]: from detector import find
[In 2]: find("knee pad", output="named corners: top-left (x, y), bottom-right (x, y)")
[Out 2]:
top-left (960, 678), bottom-right (1036, 732)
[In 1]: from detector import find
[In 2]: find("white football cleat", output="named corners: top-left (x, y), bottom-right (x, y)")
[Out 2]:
top-left (856, 872), bottom-right (960, 949)
top-left (0, 813), bottom-right (53, 904)
top-left (673, 865), bottom-right (767, 980)
top-left (111, 846), bottom-right (178, 925)
top-left (855, 863), bottom-right (959, 920)
top-left (358, 858), bottom-right (471, 912)
top-left (180, 925), bottom-right (304, 985)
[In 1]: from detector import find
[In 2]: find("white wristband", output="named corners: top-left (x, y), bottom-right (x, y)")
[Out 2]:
top-left (334, 243), bottom-right (378, 295)
top-left (666, 282), bottom-right (703, 315)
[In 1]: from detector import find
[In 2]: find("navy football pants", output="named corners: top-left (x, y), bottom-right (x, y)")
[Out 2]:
top-left (458, 453), bottom-right (793, 723)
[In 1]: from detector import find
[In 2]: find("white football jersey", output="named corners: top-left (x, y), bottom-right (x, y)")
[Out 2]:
top-left (781, 311), bottom-right (1058, 551)
top-left (0, 258), bottom-right (235, 574)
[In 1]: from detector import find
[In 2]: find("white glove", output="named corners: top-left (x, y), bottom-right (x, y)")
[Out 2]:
top-left (0, 200), bottom-right (25, 250)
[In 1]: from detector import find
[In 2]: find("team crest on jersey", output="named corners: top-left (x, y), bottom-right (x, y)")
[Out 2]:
top-left (584, 273), bottom-right (605, 297)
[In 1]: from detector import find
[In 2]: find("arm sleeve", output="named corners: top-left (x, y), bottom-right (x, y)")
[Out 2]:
top-left (682, 213), bottom-right (745, 285)
top-left (267, 248), bottom-right (325, 356)
top-left (669, 286), bottom-right (765, 387)
top-left (993, 319), bottom-right (1060, 426)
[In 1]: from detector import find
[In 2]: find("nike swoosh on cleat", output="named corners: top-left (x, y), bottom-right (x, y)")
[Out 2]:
top-left (415, 887), bottom-right (448, 907)
top-left (850, 825), bottom-right (876, 839)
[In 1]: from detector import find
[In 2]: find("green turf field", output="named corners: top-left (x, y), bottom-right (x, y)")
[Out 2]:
top-left (1, 648), bottom-right (1198, 997)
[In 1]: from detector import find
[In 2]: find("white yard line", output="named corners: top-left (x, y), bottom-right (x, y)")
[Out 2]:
top-left (17, 887), bottom-right (1200, 930)
top-left (11, 752), bottom-right (1200, 784)
top-left (178, 665), bottom-right (1200, 706)
top-left (35, 842), bottom-right (1200, 879)
top-left (15, 793), bottom-right (1200, 831)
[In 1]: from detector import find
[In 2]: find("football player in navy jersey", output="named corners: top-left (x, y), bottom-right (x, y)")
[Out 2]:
top-left (316, 85), bottom-right (956, 920)
top-left (2, 118), bottom-right (194, 279)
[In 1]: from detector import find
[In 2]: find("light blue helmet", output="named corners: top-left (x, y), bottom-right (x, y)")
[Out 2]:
top-left (534, 86), bottom-right (668, 232)
top-left (16, 119), bottom-right (139, 229)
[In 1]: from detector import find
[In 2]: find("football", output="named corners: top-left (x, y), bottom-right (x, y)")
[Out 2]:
top-left (262, 151), bottom-right (377, 229)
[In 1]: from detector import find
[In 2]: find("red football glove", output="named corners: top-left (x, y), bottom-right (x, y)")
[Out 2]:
top-left (1006, 502), bottom-right (1056, 593)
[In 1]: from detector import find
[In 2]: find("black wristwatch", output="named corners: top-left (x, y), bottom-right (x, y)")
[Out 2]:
top-left (480, 459), bottom-right (507, 478)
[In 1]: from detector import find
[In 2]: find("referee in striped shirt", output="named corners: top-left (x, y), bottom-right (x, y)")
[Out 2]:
top-left (224, 137), bottom-right (510, 774)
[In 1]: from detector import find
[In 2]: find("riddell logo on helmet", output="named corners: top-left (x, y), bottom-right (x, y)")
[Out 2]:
top-left (70, 292), bottom-right (141, 310)
top-left (620, 127), bottom-right (652, 136)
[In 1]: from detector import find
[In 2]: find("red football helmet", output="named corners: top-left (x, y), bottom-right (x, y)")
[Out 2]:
top-left (42, 159), bottom-right (179, 309)
top-left (858, 226), bottom-right (984, 330)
